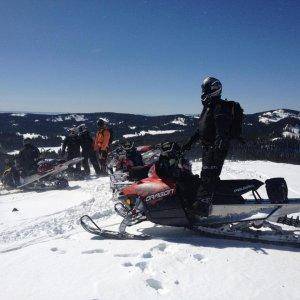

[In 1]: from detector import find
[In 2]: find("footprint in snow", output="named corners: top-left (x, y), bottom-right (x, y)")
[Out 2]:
top-left (193, 253), bottom-right (205, 261)
top-left (142, 251), bottom-right (152, 258)
top-left (50, 247), bottom-right (66, 254)
top-left (114, 253), bottom-right (139, 258)
top-left (135, 261), bottom-right (148, 272)
top-left (146, 278), bottom-right (163, 291)
top-left (122, 262), bottom-right (133, 267)
top-left (82, 249), bottom-right (105, 254)
top-left (150, 243), bottom-right (167, 252)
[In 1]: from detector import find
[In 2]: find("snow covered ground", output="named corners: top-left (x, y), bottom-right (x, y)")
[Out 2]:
top-left (0, 160), bottom-right (299, 300)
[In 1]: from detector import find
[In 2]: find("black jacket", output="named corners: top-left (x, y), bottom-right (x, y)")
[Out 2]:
top-left (62, 135), bottom-right (81, 156)
top-left (18, 144), bottom-right (40, 171)
top-left (79, 132), bottom-right (94, 156)
top-left (187, 97), bottom-right (232, 150)
top-left (126, 148), bottom-right (144, 167)
top-left (155, 154), bottom-right (191, 180)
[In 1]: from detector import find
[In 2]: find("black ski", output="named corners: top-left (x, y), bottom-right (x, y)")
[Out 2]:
top-left (80, 215), bottom-right (150, 240)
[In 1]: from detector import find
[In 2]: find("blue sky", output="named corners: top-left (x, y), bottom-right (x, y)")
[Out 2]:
top-left (0, 0), bottom-right (299, 114)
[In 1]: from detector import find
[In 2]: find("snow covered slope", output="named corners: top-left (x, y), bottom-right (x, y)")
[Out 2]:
top-left (0, 161), bottom-right (299, 300)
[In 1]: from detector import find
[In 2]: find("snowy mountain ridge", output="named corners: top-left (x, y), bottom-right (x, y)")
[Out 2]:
top-left (258, 109), bottom-right (300, 124)
top-left (0, 108), bottom-right (299, 153)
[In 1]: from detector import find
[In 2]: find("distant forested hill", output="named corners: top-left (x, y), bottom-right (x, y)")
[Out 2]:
top-left (0, 109), bottom-right (299, 164)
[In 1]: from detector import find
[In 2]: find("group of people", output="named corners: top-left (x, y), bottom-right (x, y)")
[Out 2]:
top-left (2, 76), bottom-right (241, 216)
top-left (62, 118), bottom-right (112, 176)
top-left (2, 118), bottom-right (112, 188)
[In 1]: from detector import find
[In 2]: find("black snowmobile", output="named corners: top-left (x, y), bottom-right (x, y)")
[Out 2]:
top-left (81, 150), bottom-right (300, 247)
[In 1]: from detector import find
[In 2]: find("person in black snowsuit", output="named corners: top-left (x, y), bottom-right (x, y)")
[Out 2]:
top-left (61, 127), bottom-right (81, 172)
top-left (155, 141), bottom-right (201, 210)
top-left (77, 124), bottom-right (101, 175)
top-left (17, 138), bottom-right (40, 176)
top-left (122, 141), bottom-right (144, 168)
top-left (121, 141), bottom-right (148, 180)
top-left (182, 76), bottom-right (233, 215)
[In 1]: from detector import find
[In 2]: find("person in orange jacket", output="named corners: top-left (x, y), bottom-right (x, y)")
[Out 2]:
top-left (94, 118), bottom-right (111, 174)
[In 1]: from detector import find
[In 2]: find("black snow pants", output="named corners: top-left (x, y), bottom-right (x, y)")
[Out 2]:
top-left (82, 151), bottom-right (101, 175)
top-left (67, 152), bottom-right (81, 172)
top-left (200, 145), bottom-right (228, 193)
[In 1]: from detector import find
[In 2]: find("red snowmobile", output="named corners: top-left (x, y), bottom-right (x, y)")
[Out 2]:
top-left (1, 157), bottom-right (83, 191)
top-left (81, 147), bottom-right (300, 247)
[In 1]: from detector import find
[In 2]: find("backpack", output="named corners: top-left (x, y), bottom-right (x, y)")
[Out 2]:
top-left (222, 99), bottom-right (244, 140)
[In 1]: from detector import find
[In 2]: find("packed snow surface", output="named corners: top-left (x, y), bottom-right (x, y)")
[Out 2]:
top-left (0, 161), bottom-right (300, 300)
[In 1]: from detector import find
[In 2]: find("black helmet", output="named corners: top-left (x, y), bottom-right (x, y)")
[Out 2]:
top-left (201, 76), bottom-right (222, 102)
top-left (68, 127), bottom-right (78, 136)
top-left (160, 141), bottom-right (181, 158)
top-left (122, 140), bottom-right (134, 151)
top-left (77, 124), bottom-right (87, 135)
top-left (97, 118), bottom-right (105, 128)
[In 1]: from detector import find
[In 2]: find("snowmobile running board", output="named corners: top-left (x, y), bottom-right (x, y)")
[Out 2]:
top-left (195, 199), bottom-right (300, 226)
top-left (80, 215), bottom-right (150, 240)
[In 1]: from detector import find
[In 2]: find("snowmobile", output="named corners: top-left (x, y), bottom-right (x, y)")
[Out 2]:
top-left (1, 157), bottom-right (83, 191)
top-left (81, 149), bottom-right (300, 247)
top-left (107, 144), bottom-right (161, 194)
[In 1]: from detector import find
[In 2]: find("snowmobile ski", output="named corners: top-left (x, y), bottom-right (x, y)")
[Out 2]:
top-left (191, 221), bottom-right (300, 248)
top-left (80, 215), bottom-right (150, 240)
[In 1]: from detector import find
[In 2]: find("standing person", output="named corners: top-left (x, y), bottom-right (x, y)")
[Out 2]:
top-left (94, 118), bottom-right (111, 175)
top-left (77, 124), bottom-right (101, 175)
top-left (61, 127), bottom-right (81, 172)
top-left (182, 76), bottom-right (243, 215)
top-left (18, 138), bottom-right (40, 176)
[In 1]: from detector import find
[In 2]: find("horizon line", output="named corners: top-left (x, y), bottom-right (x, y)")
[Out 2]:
top-left (0, 107), bottom-right (299, 117)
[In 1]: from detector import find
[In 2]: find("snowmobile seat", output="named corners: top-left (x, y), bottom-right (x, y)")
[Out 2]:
top-left (212, 179), bottom-right (264, 205)
top-left (37, 159), bottom-right (66, 175)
